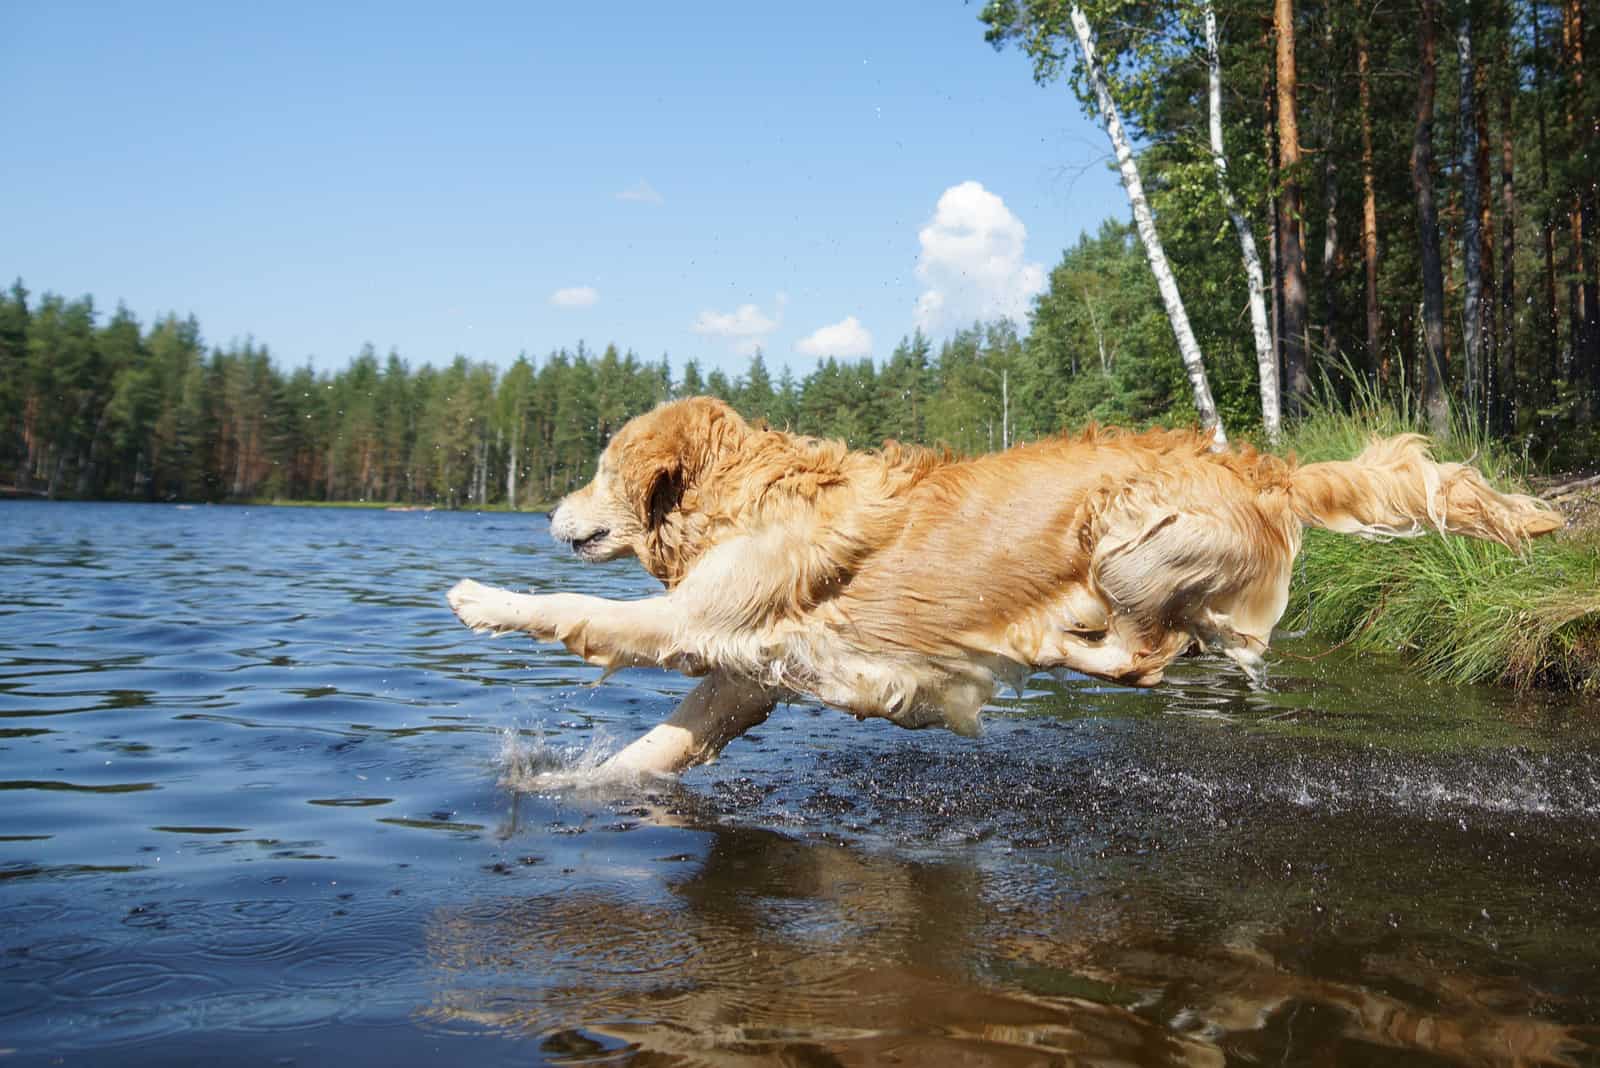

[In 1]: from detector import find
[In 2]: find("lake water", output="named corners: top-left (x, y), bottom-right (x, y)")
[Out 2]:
top-left (3, 500), bottom-right (1599, 1066)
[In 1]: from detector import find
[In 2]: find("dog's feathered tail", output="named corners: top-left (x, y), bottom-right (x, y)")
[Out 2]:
top-left (1287, 434), bottom-right (1564, 550)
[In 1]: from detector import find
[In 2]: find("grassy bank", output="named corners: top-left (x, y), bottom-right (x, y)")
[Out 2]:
top-left (1275, 406), bottom-right (1600, 691)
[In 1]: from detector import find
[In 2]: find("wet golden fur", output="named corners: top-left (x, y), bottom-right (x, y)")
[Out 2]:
top-left (450, 396), bottom-right (1562, 743)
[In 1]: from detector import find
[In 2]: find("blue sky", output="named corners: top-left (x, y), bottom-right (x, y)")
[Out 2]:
top-left (4, 1), bottom-right (1127, 378)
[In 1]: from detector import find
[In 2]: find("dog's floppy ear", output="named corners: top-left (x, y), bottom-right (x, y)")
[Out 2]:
top-left (621, 396), bottom-right (743, 532)
top-left (646, 465), bottom-right (685, 529)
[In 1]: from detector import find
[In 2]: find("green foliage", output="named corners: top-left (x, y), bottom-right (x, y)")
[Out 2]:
top-left (984, 0), bottom-right (1600, 456)
top-left (0, 282), bottom-right (1039, 503)
top-left (1022, 220), bottom-right (1186, 430)
top-left (0, 254), bottom-right (1200, 506)
top-left (1280, 403), bottom-right (1600, 690)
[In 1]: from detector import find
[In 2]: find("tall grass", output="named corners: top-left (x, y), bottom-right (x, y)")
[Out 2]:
top-left (1274, 387), bottom-right (1600, 691)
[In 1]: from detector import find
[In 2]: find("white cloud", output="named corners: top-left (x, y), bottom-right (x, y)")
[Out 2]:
top-left (795, 315), bottom-right (873, 359)
top-left (691, 296), bottom-right (784, 356)
top-left (914, 180), bottom-right (1046, 334)
top-left (550, 286), bottom-right (599, 308)
top-left (616, 179), bottom-right (664, 205)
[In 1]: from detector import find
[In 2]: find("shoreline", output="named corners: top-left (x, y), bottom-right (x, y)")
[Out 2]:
top-left (0, 495), bottom-right (552, 513)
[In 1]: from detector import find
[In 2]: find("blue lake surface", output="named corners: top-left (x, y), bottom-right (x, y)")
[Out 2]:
top-left (2, 500), bottom-right (1599, 1066)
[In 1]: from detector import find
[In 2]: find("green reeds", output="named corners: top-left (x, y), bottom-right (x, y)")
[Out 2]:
top-left (1275, 388), bottom-right (1600, 691)
top-left (1284, 528), bottom-right (1600, 688)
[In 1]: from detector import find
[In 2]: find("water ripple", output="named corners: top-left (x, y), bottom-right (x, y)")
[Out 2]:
top-left (3, 502), bottom-right (1599, 1066)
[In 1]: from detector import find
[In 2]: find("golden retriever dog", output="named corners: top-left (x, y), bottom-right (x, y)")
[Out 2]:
top-left (448, 396), bottom-right (1562, 776)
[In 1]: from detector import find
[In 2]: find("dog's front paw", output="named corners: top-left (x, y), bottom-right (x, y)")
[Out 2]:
top-left (448, 578), bottom-right (519, 635)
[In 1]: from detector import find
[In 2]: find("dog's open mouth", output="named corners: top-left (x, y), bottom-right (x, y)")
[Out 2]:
top-left (570, 529), bottom-right (611, 556)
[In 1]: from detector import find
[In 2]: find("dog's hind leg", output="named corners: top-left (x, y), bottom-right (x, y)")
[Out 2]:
top-left (602, 671), bottom-right (781, 775)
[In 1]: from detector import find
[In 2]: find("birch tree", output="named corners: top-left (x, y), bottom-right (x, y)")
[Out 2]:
top-left (980, 2), bottom-right (1226, 444)
top-left (1068, 4), bottom-right (1226, 446)
top-left (1204, 1), bottom-right (1279, 442)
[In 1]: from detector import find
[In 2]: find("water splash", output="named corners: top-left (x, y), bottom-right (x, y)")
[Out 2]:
top-left (495, 724), bottom-right (667, 793)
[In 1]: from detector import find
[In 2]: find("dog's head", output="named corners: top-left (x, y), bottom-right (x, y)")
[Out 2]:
top-left (549, 396), bottom-right (747, 577)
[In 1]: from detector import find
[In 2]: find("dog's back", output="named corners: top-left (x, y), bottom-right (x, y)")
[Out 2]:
top-left (824, 428), bottom-right (1561, 698)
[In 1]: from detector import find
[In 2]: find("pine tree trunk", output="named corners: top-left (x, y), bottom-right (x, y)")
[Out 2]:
top-left (1069, 3), bottom-right (1226, 445)
top-left (19, 396), bottom-right (38, 494)
top-left (1459, 14), bottom-right (1485, 426)
top-left (76, 407), bottom-right (110, 498)
top-left (1266, 54), bottom-right (1285, 381)
top-left (1498, 21), bottom-right (1518, 434)
top-left (1564, 0), bottom-right (1588, 407)
top-left (1534, 0), bottom-right (1561, 397)
top-left (1585, 192), bottom-right (1600, 414)
top-left (1413, 0), bottom-right (1451, 437)
top-left (1586, 195), bottom-right (1600, 415)
top-left (232, 412), bottom-right (249, 499)
top-left (1275, 0), bottom-right (1311, 413)
top-left (1320, 7), bottom-right (1342, 381)
top-left (49, 447), bottom-right (65, 500)
top-left (1204, 2), bottom-right (1279, 441)
top-left (1570, 0), bottom-right (1600, 414)
top-left (1357, 14), bottom-right (1384, 383)
top-left (1476, 63), bottom-right (1499, 435)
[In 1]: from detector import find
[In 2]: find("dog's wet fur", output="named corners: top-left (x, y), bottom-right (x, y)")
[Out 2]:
top-left (450, 397), bottom-right (1562, 774)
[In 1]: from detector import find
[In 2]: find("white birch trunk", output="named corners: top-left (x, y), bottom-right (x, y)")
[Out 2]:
top-left (1070, 3), bottom-right (1226, 447)
top-left (506, 421), bottom-right (520, 510)
top-left (1083, 287), bottom-right (1111, 373)
top-left (1204, 3), bottom-right (1280, 442)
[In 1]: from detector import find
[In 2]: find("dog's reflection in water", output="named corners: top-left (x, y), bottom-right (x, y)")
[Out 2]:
top-left (420, 814), bottom-right (1587, 1067)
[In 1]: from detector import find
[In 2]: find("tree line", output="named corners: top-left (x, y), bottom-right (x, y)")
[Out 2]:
top-left (0, 271), bottom-right (1075, 505)
top-left (0, 247), bottom-right (1185, 507)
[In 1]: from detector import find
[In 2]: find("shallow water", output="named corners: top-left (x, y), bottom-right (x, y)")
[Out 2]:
top-left (2, 500), bottom-right (1598, 1066)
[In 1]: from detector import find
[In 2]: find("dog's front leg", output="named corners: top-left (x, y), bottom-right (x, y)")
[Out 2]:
top-left (448, 579), bottom-right (687, 672)
top-left (448, 581), bottom-right (779, 774)
top-left (602, 671), bottom-right (780, 775)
